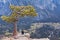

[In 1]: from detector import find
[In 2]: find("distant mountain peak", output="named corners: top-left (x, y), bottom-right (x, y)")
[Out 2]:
top-left (0, 0), bottom-right (60, 22)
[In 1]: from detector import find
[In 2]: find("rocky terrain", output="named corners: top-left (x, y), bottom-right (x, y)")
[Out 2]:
top-left (0, 33), bottom-right (49, 40)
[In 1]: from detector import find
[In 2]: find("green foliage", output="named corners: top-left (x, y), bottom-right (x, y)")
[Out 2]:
top-left (10, 5), bottom-right (37, 17)
top-left (1, 5), bottom-right (37, 23)
top-left (1, 16), bottom-right (16, 23)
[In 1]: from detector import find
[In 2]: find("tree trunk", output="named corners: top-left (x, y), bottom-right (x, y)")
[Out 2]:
top-left (13, 21), bottom-right (18, 36)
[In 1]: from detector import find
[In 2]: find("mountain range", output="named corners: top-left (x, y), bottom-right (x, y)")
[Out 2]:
top-left (0, 0), bottom-right (60, 22)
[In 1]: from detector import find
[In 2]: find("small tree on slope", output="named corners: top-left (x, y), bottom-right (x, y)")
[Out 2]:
top-left (1, 5), bottom-right (37, 36)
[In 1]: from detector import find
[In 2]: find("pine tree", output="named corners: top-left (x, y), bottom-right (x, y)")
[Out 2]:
top-left (1, 5), bottom-right (37, 36)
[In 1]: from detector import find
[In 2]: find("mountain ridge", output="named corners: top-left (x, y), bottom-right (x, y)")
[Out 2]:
top-left (0, 0), bottom-right (60, 22)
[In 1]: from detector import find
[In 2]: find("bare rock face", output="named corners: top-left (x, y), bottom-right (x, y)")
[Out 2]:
top-left (1, 33), bottom-right (30, 40)
top-left (32, 38), bottom-right (49, 40)
top-left (1, 33), bottom-right (50, 40)
top-left (1, 37), bottom-right (50, 40)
